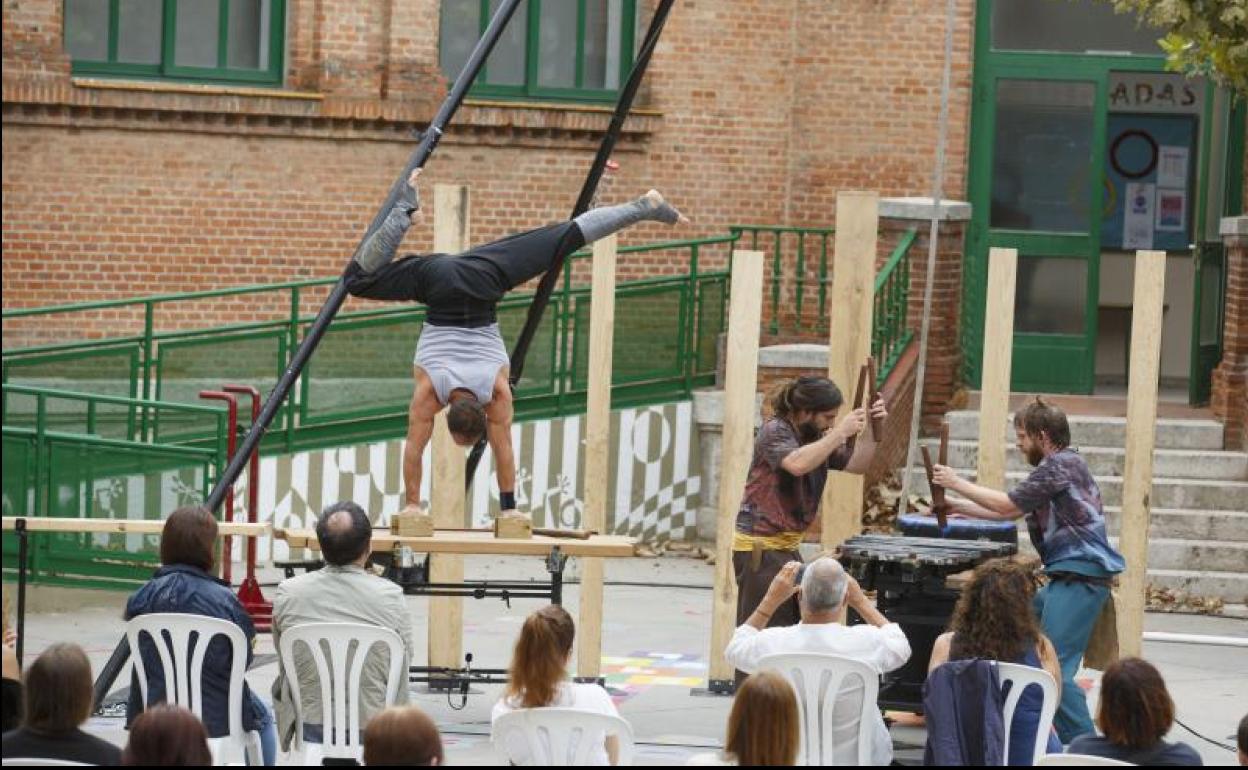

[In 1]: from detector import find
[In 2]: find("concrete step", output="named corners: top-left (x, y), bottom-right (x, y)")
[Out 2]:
top-left (944, 410), bottom-right (1224, 450)
top-left (1110, 538), bottom-right (1248, 573)
top-left (927, 440), bottom-right (1248, 481)
top-left (1144, 569), bottom-right (1248, 605)
top-left (909, 468), bottom-right (1248, 512)
top-left (1105, 507), bottom-right (1248, 542)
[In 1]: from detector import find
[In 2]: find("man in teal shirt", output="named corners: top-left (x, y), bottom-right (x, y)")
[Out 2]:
top-left (933, 398), bottom-right (1125, 742)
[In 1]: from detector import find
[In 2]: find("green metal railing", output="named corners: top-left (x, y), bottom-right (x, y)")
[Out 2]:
top-left (3, 236), bottom-right (736, 455)
top-left (1, 386), bottom-right (228, 588)
top-left (873, 229), bottom-right (919, 382)
top-left (730, 226), bottom-right (837, 336)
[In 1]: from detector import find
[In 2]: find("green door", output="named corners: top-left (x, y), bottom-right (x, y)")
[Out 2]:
top-left (975, 71), bottom-right (1107, 393)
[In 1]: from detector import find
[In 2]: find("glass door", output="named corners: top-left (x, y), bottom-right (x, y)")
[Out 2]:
top-left (982, 74), bottom-right (1107, 393)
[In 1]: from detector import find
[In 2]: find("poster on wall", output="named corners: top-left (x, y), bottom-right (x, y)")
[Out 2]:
top-left (1156, 145), bottom-right (1189, 189)
top-left (1155, 188), bottom-right (1187, 232)
top-left (1123, 182), bottom-right (1155, 249)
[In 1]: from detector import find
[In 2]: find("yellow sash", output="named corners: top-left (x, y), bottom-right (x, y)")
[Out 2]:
top-left (731, 530), bottom-right (804, 553)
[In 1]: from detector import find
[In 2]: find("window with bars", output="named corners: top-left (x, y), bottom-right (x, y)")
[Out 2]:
top-left (64, 0), bottom-right (285, 86)
top-left (440, 0), bottom-right (639, 103)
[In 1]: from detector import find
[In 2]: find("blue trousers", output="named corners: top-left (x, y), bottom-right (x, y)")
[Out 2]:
top-left (1033, 578), bottom-right (1110, 743)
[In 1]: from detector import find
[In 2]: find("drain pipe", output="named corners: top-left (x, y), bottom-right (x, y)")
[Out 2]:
top-left (1141, 631), bottom-right (1248, 648)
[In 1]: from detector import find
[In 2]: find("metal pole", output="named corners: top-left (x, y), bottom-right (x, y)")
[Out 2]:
top-left (1141, 631), bottom-right (1248, 648)
top-left (200, 391), bottom-right (239, 581)
top-left (204, 0), bottom-right (525, 512)
top-left (464, 0), bottom-right (677, 486)
top-left (897, 0), bottom-right (957, 517)
top-left (15, 517), bottom-right (28, 666)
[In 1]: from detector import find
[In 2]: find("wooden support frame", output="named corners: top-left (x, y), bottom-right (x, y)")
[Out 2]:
top-left (428, 183), bottom-right (471, 672)
top-left (707, 250), bottom-right (765, 690)
top-left (822, 192), bottom-right (879, 550)
top-left (1118, 250), bottom-right (1166, 657)
top-left (578, 234), bottom-right (617, 679)
top-left (976, 247), bottom-right (1018, 491)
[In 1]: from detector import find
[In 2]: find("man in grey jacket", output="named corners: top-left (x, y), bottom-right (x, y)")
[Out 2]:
top-left (271, 501), bottom-right (414, 752)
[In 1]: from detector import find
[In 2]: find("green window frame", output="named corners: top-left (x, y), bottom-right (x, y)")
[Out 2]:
top-left (440, 0), bottom-right (638, 104)
top-left (65, 0), bottom-right (285, 86)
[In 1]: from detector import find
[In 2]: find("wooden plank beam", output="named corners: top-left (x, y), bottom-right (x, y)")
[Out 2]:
top-left (273, 529), bottom-right (638, 557)
top-left (822, 191), bottom-right (879, 550)
top-left (976, 247), bottom-right (1018, 491)
top-left (428, 183), bottom-right (470, 671)
top-left (578, 234), bottom-right (617, 679)
top-left (2, 517), bottom-right (270, 537)
top-left (1118, 249), bottom-right (1166, 657)
top-left (707, 250), bottom-right (765, 687)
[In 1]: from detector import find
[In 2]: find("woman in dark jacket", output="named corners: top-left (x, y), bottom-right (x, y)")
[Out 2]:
top-left (125, 505), bottom-right (276, 765)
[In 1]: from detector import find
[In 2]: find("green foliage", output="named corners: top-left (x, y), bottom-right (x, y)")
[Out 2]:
top-left (1098, 0), bottom-right (1248, 95)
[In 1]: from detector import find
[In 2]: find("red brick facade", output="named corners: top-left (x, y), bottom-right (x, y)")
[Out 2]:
top-left (2, 1), bottom-right (975, 330)
top-left (1212, 219), bottom-right (1248, 450)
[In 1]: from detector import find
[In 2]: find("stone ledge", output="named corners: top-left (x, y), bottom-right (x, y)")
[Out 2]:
top-left (692, 388), bottom-right (764, 428)
top-left (758, 343), bottom-right (828, 369)
top-left (1221, 215), bottom-right (1248, 237)
top-left (880, 197), bottom-right (972, 222)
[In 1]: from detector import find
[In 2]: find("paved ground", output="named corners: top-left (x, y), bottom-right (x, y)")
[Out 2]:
top-left (10, 554), bottom-right (1248, 766)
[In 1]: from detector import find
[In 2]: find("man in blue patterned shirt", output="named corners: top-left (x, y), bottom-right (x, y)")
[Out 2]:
top-left (933, 398), bottom-right (1125, 743)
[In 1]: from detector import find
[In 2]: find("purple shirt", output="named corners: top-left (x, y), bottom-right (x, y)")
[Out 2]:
top-left (1007, 448), bottom-right (1125, 576)
top-left (735, 418), bottom-right (852, 536)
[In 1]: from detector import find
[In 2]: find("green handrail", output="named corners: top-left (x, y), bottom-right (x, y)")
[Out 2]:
top-left (729, 225), bottom-right (836, 335)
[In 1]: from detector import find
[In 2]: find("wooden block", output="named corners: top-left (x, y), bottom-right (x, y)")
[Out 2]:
top-left (976, 247), bottom-right (1018, 490)
top-left (1117, 250), bottom-right (1166, 657)
top-left (493, 513), bottom-right (533, 540)
top-left (708, 249), bottom-right (765, 685)
top-left (822, 191), bottom-right (879, 550)
top-left (390, 512), bottom-right (434, 537)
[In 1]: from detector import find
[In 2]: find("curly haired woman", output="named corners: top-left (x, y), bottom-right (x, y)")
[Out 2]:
top-left (928, 558), bottom-right (1063, 765)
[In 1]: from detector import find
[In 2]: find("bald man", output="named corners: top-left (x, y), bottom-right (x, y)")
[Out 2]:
top-left (725, 557), bottom-right (911, 766)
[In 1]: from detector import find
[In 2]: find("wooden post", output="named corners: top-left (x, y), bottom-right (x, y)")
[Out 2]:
top-left (428, 184), bottom-right (470, 672)
top-left (707, 250), bottom-right (765, 691)
top-left (976, 247), bottom-right (1018, 490)
top-left (578, 234), bottom-right (617, 679)
top-left (822, 192), bottom-right (879, 551)
top-left (1118, 250), bottom-right (1166, 657)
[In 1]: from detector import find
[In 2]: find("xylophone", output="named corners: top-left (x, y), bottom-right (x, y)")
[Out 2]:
top-left (838, 531), bottom-right (1018, 713)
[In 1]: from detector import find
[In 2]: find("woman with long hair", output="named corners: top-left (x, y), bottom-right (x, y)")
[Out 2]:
top-left (928, 558), bottom-right (1062, 765)
top-left (491, 605), bottom-right (623, 765)
top-left (1068, 658), bottom-right (1201, 765)
top-left (688, 670), bottom-right (800, 766)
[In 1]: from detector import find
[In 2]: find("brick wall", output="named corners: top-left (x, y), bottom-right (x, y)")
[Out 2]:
top-left (2, 0), bottom-right (976, 347)
top-left (1212, 218), bottom-right (1248, 450)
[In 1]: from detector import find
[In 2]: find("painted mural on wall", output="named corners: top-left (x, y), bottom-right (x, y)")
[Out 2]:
top-left (251, 400), bottom-right (701, 561)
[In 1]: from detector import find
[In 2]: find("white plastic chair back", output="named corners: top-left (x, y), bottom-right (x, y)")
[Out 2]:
top-left (758, 652), bottom-right (880, 766)
top-left (125, 612), bottom-right (261, 765)
top-left (1, 760), bottom-right (92, 766)
top-left (998, 661), bottom-right (1060, 765)
top-left (492, 707), bottom-right (635, 766)
top-left (1037, 753), bottom-right (1136, 766)
top-left (277, 622), bottom-right (406, 764)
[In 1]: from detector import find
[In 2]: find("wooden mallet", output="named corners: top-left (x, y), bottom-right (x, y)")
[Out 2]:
top-left (845, 363), bottom-right (870, 454)
top-left (866, 356), bottom-right (884, 441)
top-left (920, 421), bottom-right (951, 531)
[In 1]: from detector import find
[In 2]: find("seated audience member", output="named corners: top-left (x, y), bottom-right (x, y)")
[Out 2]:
top-left (125, 504), bottom-right (277, 765)
top-left (688, 670), bottom-right (800, 766)
top-left (1068, 657), bottom-right (1202, 766)
top-left (724, 557), bottom-right (910, 766)
top-left (272, 501), bottom-right (415, 753)
top-left (491, 605), bottom-right (623, 766)
top-left (928, 558), bottom-right (1063, 765)
top-left (363, 705), bottom-right (444, 766)
top-left (2, 625), bottom-right (20, 733)
top-left (1238, 713), bottom-right (1247, 766)
top-left (0, 643), bottom-right (122, 765)
top-left (122, 704), bottom-right (213, 766)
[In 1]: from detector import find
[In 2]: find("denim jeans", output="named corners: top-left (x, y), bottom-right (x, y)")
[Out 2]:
top-left (1033, 578), bottom-right (1110, 743)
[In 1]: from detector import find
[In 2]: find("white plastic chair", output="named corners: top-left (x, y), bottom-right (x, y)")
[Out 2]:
top-left (125, 612), bottom-right (262, 765)
top-left (492, 707), bottom-right (636, 766)
top-left (277, 622), bottom-right (406, 765)
top-left (998, 661), bottom-right (1060, 765)
top-left (0, 761), bottom-right (91, 766)
top-left (758, 652), bottom-right (880, 766)
top-left (1036, 753), bottom-right (1135, 766)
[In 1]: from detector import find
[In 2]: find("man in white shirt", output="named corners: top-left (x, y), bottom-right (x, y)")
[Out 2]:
top-left (724, 557), bottom-right (911, 766)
